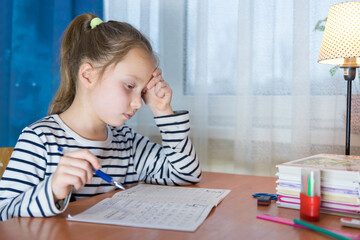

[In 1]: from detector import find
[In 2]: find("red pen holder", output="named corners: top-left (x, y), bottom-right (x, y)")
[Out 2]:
top-left (300, 193), bottom-right (320, 221)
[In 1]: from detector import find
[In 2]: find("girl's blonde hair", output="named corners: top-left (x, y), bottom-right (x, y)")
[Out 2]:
top-left (48, 13), bottom-right (155, 115)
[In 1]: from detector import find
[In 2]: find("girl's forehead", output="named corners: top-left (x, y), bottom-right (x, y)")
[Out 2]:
top-left (95, 48), bottom-right (156, 87)
top-left (112, 48), bottom-right (156, 80)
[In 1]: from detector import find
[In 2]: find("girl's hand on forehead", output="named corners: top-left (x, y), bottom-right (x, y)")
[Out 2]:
top-left (146, 68), bottom-right (162, 89)
top-left (143, 68), bottom-right (174, 117)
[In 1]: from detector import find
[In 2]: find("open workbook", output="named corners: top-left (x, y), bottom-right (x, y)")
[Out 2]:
top-left (68, 184), bottom-right (231, 232)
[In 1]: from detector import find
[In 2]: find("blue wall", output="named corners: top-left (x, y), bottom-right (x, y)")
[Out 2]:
top-left (0, 0), bottom-right (103, 147)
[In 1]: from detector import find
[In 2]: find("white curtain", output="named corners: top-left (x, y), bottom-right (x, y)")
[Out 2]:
top-left (104, 0), bottom-right (360, 177)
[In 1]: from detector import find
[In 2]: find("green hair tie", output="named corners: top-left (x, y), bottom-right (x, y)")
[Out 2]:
top-left (90, 17), bottom-right (103, 29)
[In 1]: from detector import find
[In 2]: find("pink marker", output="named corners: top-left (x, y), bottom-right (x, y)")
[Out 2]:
top-left (257, 214), bottom-right (360, 240)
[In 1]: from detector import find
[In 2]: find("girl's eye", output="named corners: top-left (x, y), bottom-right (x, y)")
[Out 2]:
top-left (126, 84), bottom-right (134, 89)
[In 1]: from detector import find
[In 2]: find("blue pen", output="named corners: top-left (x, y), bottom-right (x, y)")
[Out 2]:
top-left (58, 146), bottom-right (125, 190)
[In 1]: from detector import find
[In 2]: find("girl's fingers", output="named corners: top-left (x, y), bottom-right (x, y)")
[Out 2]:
top-left (59, 157), bottom-right (93, 183)
top-left (155, 82), bottom-right (169, 97)
top-left (57, 161), bottom-right (90, 184)
top-left (64, 149), bottom-right (101, 170)
top-left (152, 68), bottom-right (162, 77)
top-left (60, 171), bottom-right (87, 190)
top-left (147, 74), bottom-right (164, 90)
top-left (52, 165), bottom-right (89, 200)
top-left (157, 89), bottom-right (165, 98)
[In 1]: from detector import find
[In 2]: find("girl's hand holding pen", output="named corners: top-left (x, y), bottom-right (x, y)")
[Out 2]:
top-left (51, 149), bottom-right (101, 201)
top-left (143, 68), bottom-right (174, 117)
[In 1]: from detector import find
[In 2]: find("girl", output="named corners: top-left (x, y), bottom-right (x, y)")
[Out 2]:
top-left (0, 13), bottom-right (201, 221)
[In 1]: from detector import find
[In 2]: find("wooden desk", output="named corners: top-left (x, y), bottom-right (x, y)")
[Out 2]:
top-left (1, 172), bottom-right (359, 240)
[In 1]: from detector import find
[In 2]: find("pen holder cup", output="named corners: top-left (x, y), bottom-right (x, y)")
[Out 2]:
top-left (300, 193), bottom-right (320, 221)
top-left (300, 168), bottom-right (321, 222)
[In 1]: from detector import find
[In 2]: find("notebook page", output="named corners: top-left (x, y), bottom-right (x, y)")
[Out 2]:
top-left (112, 184), bottom-right (231, 206)
top-left (68, 197), bottom-right (213, 231)
top-left (68, 184), bottom-right (231, 231)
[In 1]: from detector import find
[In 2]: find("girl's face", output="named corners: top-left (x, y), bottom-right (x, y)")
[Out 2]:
top-left (89, 48), bottom-right (155, 127)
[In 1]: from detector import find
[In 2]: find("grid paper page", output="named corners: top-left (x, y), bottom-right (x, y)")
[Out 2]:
top-left (68, 184), bottom-right (230, 231)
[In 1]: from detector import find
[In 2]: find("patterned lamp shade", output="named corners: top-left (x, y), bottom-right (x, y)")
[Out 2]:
top-left (318, 2), bottom-right (360, 67)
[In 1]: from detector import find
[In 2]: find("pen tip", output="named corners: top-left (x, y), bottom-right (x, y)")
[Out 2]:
top-left (114, 181), bottom-right (125, 190)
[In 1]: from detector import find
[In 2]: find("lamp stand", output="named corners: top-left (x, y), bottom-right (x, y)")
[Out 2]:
top-left (342, 67), bottom-right (356, 155)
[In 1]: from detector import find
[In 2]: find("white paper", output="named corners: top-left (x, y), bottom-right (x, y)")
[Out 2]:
top-left (68, 184), bottom-right (230, 232)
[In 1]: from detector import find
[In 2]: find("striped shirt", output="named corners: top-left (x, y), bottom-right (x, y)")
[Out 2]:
top-left (0, 111), bottom-right (201, 221)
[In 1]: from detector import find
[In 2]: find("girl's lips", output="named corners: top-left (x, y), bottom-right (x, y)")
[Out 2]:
top-left (124, 113), bottom-right (133, 120)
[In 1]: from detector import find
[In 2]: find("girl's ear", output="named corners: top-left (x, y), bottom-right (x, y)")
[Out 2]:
top-left (78, 62), bottom-right (96, 89)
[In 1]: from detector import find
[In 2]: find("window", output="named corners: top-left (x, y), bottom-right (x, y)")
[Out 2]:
top-left (183, 0), bottom-right (350, 96)
top-left (184, 0), bottom-right (239, 95)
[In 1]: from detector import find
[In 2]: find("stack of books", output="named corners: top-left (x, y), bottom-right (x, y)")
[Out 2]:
top-left (276, 154), bottom-right (360, 217)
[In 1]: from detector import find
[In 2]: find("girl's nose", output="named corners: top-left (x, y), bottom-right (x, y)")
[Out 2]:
top-left (131, 96), bottom-right (143, 109)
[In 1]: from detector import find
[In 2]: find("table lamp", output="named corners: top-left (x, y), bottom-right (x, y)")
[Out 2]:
top-left (318, 2), bottom-right (360, 155)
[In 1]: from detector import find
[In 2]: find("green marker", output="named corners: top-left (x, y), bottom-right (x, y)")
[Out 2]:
top-left (294, 219), bottom-right (352, 240)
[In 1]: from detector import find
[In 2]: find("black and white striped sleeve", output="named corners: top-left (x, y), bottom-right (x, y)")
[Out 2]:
top-left (131, 111), bottom-right (202, 185)
top-left (0, 127), bottom-right (66, 221)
